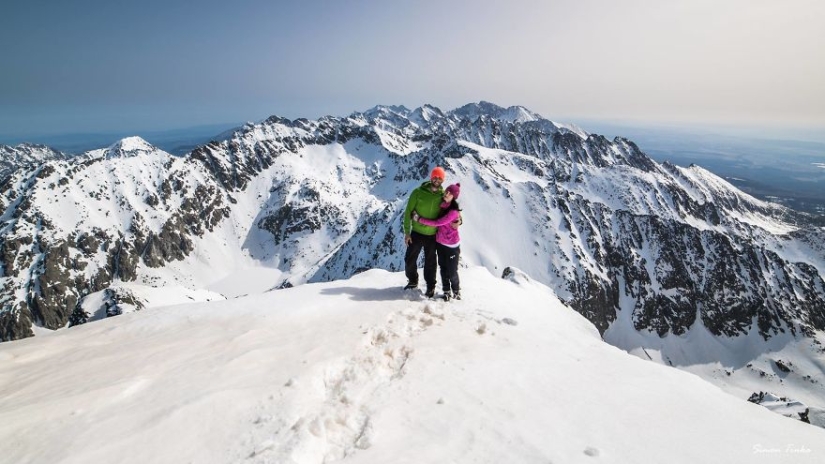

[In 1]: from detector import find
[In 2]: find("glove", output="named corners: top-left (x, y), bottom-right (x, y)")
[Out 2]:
top-left (412, 211), bottom-right (420, 221)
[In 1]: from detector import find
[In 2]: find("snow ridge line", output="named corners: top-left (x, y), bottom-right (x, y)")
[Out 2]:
top-left (245, 299), bottom-right (448, 463)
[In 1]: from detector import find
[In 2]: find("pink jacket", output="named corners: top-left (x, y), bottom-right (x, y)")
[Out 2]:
top-left (417, 209), bottom-right (461, 246)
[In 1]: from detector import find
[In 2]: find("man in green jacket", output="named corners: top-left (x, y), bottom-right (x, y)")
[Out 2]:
top-left (403, 166), bottom-right (446, 297)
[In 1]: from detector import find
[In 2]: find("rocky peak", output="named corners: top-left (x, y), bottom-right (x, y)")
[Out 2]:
top-left (0, 143), bottom-right (66, 179)
top-left (357, 105), bottom-right (420, 133)
top-left (409, 104), bottom-right (445, 126)
top-left (362, 104), bottom-right (412, 119)
top-left (0, 142), bottom-right (64, 160)
top-left (103, 136), bottom-right (159, 159)
top-left (450, 101), bottom-right (541, 123)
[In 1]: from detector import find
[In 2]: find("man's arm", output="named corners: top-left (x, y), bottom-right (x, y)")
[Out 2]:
top-left (403, 191), bottom-right (419, 234)
top-left (402, 190), bottom-right (418, 244)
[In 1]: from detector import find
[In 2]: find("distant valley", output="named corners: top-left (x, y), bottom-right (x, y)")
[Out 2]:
top-left (580, 121), bottom-right (825, 219)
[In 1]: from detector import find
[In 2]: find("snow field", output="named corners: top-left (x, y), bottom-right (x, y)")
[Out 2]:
top-left (1, 267), bottom-right (823, 464)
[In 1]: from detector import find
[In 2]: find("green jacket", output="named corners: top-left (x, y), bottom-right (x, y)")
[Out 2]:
top-left (403, 181), bottom-right (444, 236)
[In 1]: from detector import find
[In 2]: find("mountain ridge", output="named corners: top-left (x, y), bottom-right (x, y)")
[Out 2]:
top-left (1, 102), bottom-right (823, 413)
top-left (2, 102), bottom-right (822, 339)
top-left (0, 143), bottom-right (67, 179)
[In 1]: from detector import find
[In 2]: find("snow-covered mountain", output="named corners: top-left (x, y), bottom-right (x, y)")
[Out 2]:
top-left (0, 142), bottom-right (67, 179)
top-left (1, 268), bottom-right (823, 464)
top-left (1, 102), bottom-right (824, 419)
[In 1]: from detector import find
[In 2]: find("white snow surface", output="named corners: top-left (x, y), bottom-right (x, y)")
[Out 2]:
top-left (1, 267), bottom-right (823, 464)
top-left (79, 284), bottom-right (225, 322)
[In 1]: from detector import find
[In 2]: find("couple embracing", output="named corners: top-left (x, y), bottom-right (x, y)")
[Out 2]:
top-left (402, 166), bottom-right (462, 301)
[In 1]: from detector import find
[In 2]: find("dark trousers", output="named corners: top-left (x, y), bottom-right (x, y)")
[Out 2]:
top-left (405, 231), bottom-right (437, 289)
top-left (436, 243), bottom-right (460, 293)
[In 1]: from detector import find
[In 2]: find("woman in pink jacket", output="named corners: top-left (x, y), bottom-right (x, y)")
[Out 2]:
top-left (413, 183), bottom-right (462, 301)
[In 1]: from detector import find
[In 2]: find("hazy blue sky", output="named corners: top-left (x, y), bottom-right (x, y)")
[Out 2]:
top-left (2, 0), bottom-right (824, 139)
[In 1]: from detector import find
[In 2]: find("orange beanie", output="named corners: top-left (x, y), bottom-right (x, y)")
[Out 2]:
top-left (430, 166), bottom-right (446, 180)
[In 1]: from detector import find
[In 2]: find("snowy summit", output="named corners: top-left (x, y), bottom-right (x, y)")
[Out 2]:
top-left (1, 267), bottom-right (822, 464)
top-left (103, 136), bottom-right (161, 159)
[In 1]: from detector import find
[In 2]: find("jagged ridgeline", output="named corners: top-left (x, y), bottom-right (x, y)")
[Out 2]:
top-left (1, 102), bottom-right (824, 342)
top-left (0, 143), bottom-right (67, 180)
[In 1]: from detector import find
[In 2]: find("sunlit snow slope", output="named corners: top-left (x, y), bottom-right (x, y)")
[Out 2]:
top-left (1, 267), bottom-right (822, 464)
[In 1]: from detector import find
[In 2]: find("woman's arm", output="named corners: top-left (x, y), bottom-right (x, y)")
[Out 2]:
top-left (417, 209), bottom-right (459, 227)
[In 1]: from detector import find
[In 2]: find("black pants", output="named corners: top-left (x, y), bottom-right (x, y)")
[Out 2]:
top-left (436, 243), bottom-right (460, 293)
top-left (405, 231), bottom-right (437, 289)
